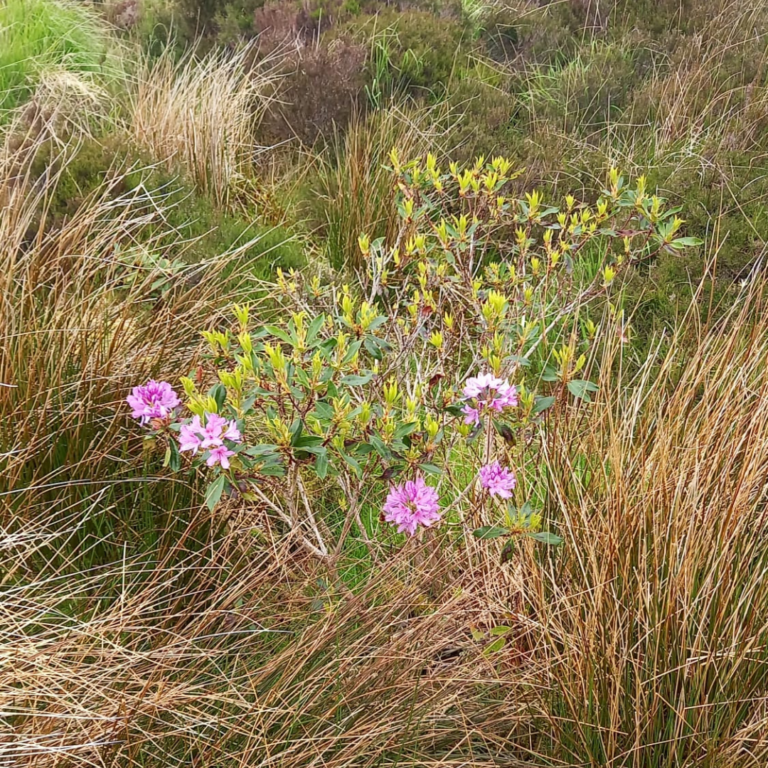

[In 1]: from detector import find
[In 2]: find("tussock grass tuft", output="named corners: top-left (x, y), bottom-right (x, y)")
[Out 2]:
top-left (528, 284), bottom-right (768, 766)
top-left (0, 125), bottom-right (271, 550)
top-left (130, 44), bottom-right (280, 208)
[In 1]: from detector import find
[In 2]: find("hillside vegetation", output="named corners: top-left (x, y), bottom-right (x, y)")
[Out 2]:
top-left (2, 1), bottom-right (768, 766)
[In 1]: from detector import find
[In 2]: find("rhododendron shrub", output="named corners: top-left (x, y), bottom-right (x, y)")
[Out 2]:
top-left (126, 156), bottom-right (699, 560)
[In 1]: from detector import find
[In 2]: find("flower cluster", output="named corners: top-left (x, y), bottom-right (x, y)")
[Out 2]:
top-left (126, 371), bottom-right (520, 538)
top-left (179, 413), bottom-right (241, 468)
top-left (126, 383), bottom-right (241, 469)
top-left (479, 461), bottom-right (516, 499)
top-left (383, 477), bottom-right (442, 537)
top-left (461, 373), bottom-right (518, 426)
top-left (127, 380), bottom-right (180, 424)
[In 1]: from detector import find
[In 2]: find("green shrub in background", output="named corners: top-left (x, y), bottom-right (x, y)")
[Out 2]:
top-left (336, 8), bottom-right (468, 101)
top-left (260, 37), bottom-right (368, 146)
top-left (0, 0), bottom-right (124, 118)
top-left (443, 75), bottom-right (518, 161)
top-left (517, 40), bottom-right (650, 135)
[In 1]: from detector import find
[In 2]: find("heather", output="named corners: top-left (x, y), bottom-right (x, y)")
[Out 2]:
top-left (3, 1), bottom-right (768, 766)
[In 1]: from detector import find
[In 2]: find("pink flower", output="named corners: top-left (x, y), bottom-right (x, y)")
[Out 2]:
top-left (461, 404), bottom-right (480, 425)
top-left (199, 413), bottom-right (227, 448)
top-left (462, 373), bottom-right (506, 399)
top-left (479, 461), bottom-right (517, 499)
top-left (178, 412), bottom-right (241, 462)
top-left (206, 445), bottom-right (236, 469)
top-left (127, 380), bottom-right (180, 424)
top-left (490, 384), bottom-right (518, 410)
top-left (179, 415), bottom-right (204, 454)
top-left (383, 477), bottom-right (441, 537)
top-left (461, 373), bottom-right (518, 419)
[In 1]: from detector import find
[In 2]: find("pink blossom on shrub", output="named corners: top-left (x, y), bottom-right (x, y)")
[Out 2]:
top-left (127, 380), bottom-right (180, 424)
top-left (479, 461), bottom-right (516, 499)
top-left (206, 445), bottom-right (236, 469)
top-left (179, 415), bottom-right (204, 454)
top-left (461, 404), bottom-right (480, 425)
top-left (383, 477), bottom-right (441, 537)
top-left (461, 373), bottom-right (518, 419)
top-left (178, 412), bottom-right (241, 462)
top-left (199, 413), bottom-right (241, 448)
top-left (462, 373), bottom-right (506, 399)
top-left (490, 385), bottom-right (518, 410)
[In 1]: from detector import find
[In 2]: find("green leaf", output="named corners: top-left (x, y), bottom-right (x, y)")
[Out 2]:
top-left (394, 421), bottom-right (417, 439)
top-left (364, 335), bottom-right (383, 361)
top-left (340, 451), bottom-right (362, 478)
top-left (340, 372), bottom-right (374, 386)
top-left (294, 433), bottom-right (323, 446)
top-left (264, 325), bottom-right (294, 345)
top-left (296, 445), bottom-right (326, 457)
top-left (205, 475), bottom-right (227, 511)
top-left (364, 335), bottom-right (392, 361)
top-left (541, 365), bottom-right (559, 382)
top-left (293, 367), bottom-right (311, 388)
top-left (211, 382), bottom-right (227, 410)
top-left (526, 531), bottom-right (564, 546)
top-left (490, 625), bottom-right (512, 636)
top-left (518, 500), bottom-right (534, 520)
top-left (312, 401), bottom-right (335, 421)
top-left (473, 525), bottom-right (511, 540)
top-left (484, 637), bottom-right (506, 654)
top-left (167, 439), bottom-right (181, 471)
top-left (418, 463), bottom-right (442, 476)
top-left (306, 314), bottom-right (326, 346)
top-left (567, 379), bottom-right (599, 401)
top-left (369, 434), bottom-right (392, 459)
top-left (259, 464), bottom-right (286, 477)
top-left (533, 395), bottom-right (556, 415)
top-left (366, 316), bottom-right (388, 331)
top-left (670, 236), bottom-right (703, 248)
top-left (315, 450), bottom-right (329, 479)
top-left (244, 443), bottom-right (280, 457)
top-left (341, 340), bottom-right (363, 366)
top-left (289, 418), bottom-right (303, 445)
top-left (240, 395), bottom-right (256, 413)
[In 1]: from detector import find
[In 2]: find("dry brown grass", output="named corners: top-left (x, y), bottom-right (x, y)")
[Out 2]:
top-left (625, 0), bottom-right (768, 152)
top-left (129, 44), bottom-right (280, 207)
top-left (525, 282), bottom-right (768, 766)
top-left (0, 119), bottom-right (276, 517)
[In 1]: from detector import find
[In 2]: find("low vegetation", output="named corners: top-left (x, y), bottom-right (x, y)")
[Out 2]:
top-left (2, 0), bottom-right (768, 766)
